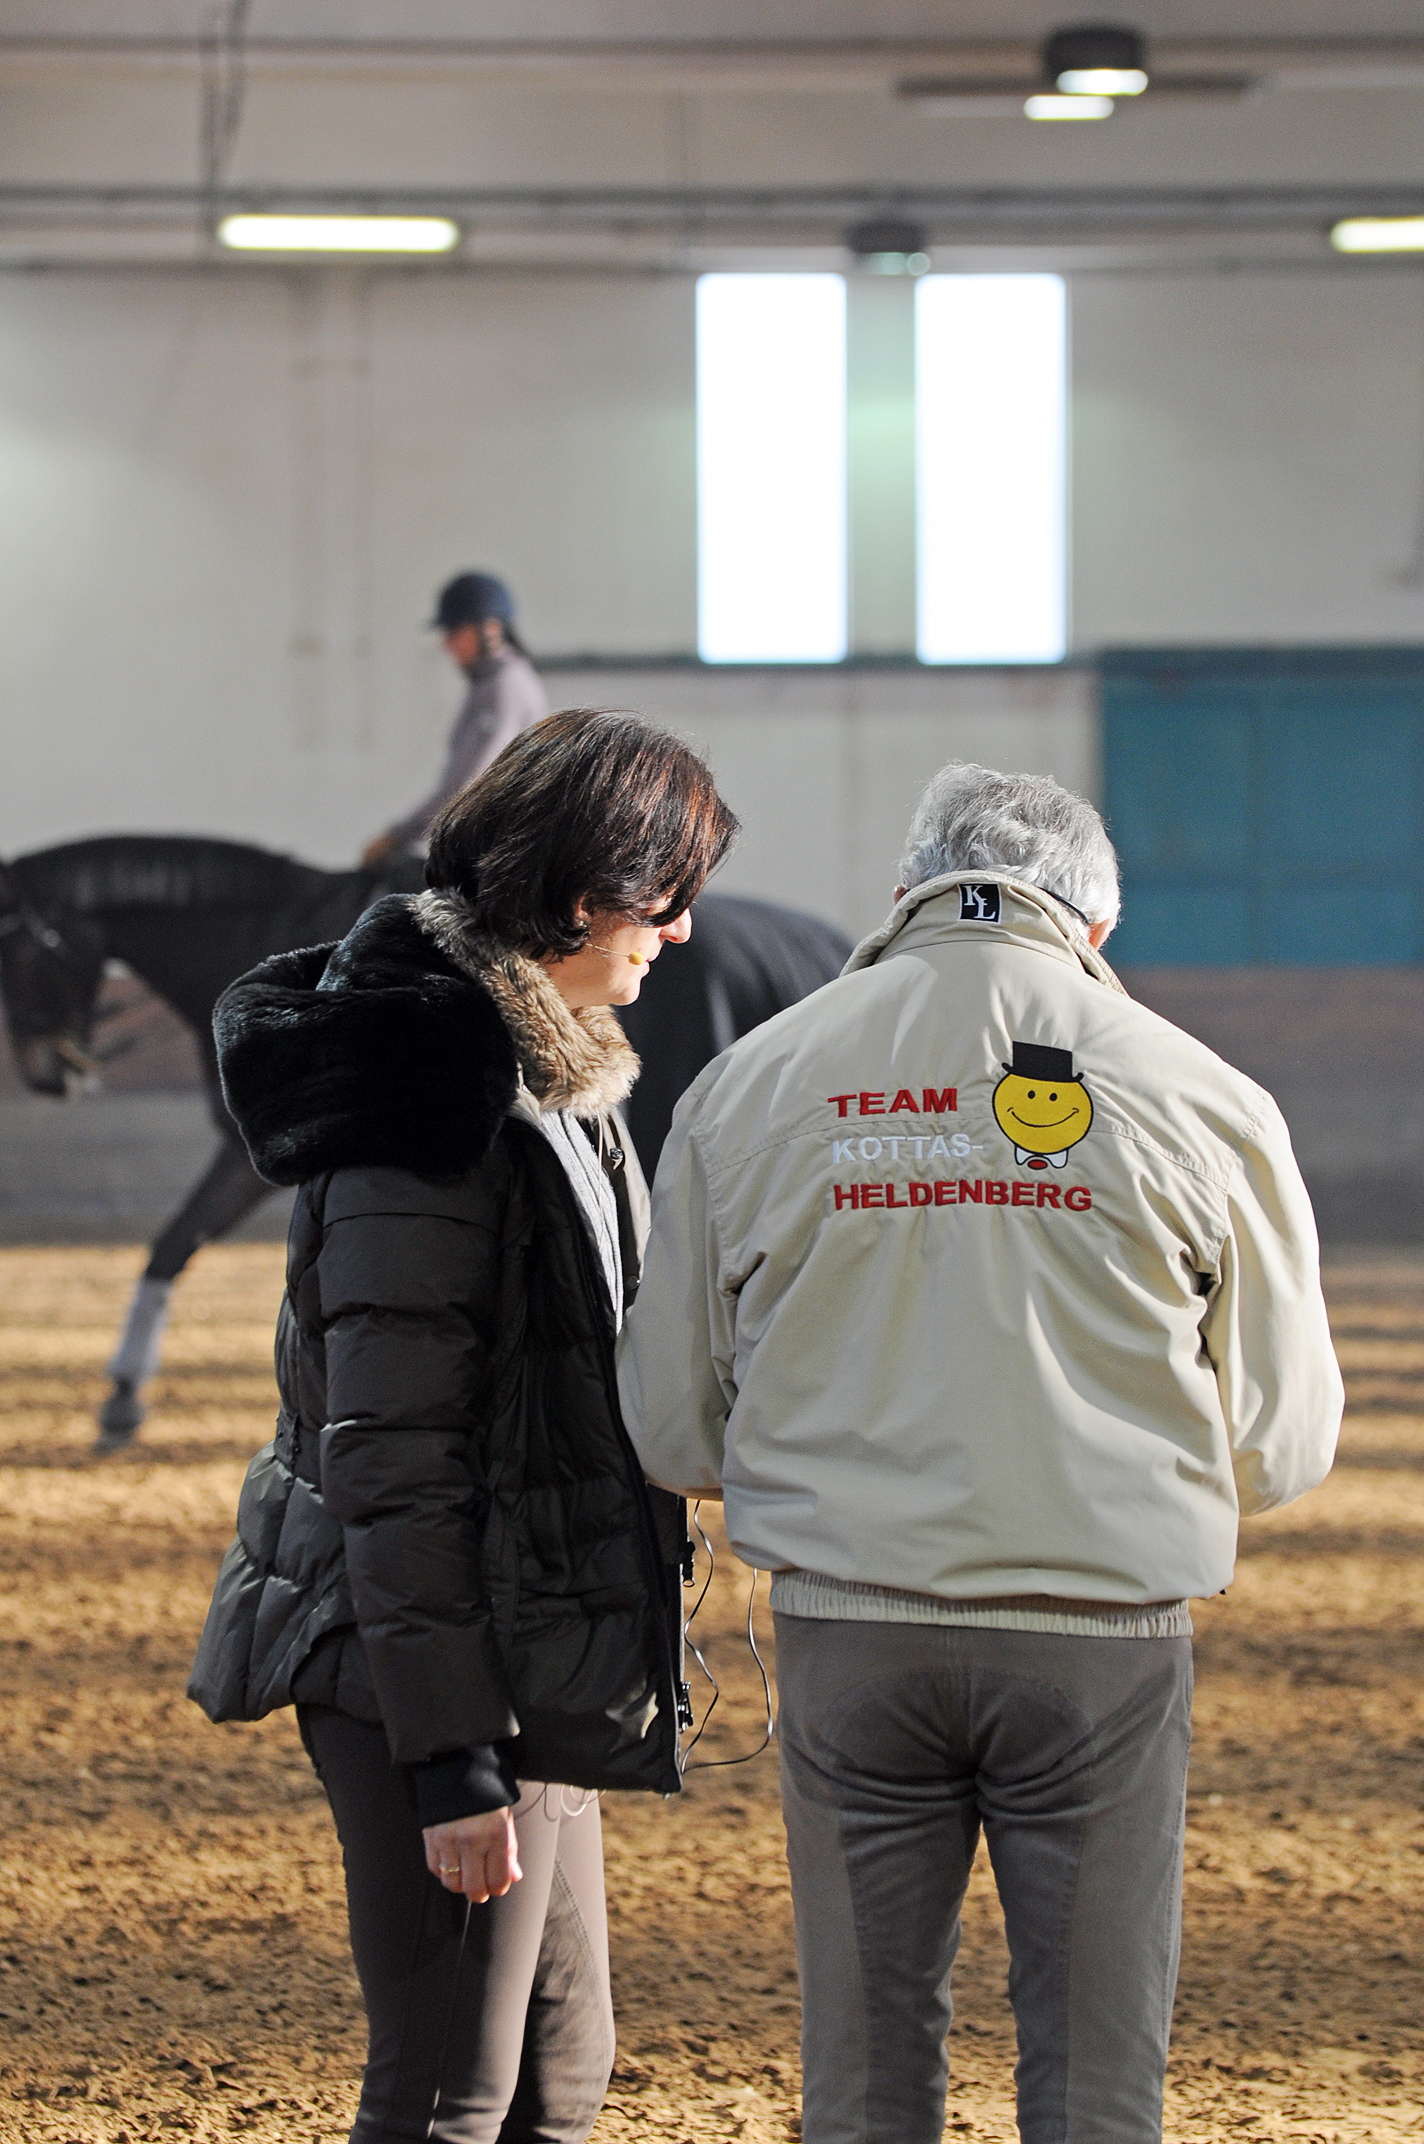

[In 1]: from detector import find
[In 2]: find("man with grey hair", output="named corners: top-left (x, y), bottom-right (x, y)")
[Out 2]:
top-left (619, 762), bottom-right (1341, 2144)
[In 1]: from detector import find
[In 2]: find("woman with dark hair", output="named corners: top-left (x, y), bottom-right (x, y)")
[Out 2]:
top-left (190, 711), bottom-right (739, 2143)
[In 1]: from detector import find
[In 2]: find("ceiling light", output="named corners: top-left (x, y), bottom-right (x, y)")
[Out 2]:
top-left (1043, 23), bottom-right (1149, 96)
top-left (218, 214), bottom-right (460, 254)
top-left (1330, 217), bottom-right (1424, 253)
top-left (845, 216), bottom-right (931, 271)
top-left (1056, 67), bottom-right (1147, 95)
top-left (1025, 93), bottom-right (1114, 120)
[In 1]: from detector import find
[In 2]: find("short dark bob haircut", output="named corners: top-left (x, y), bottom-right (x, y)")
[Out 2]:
top-left (425, 709), bottom-right (740, 958)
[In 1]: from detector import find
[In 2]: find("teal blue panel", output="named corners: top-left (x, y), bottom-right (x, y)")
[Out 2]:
top-left (1260, 885), bottom-right (1416, 964)
top-left (1260, 693), bottom-right (1415, 875)
top-left (1103, 685), bottom-right (1254, 877)
top-left (1103, 648), bottom-right (1424, 968)
top-left (1106, 884), bottom-right (1254, 967)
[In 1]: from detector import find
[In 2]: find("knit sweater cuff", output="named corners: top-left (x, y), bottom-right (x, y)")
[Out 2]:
top-left (412, 1743), bottom-right (520, 1826)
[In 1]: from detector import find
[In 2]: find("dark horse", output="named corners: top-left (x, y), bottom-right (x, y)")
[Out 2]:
top-left (0, 836), bottom-right (850, 1449)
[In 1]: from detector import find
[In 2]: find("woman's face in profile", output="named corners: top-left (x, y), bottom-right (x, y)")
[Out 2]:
top-left (541, 904), bottom-right (692, 1010)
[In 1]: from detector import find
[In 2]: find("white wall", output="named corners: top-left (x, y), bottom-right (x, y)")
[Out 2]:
top-left (554, 663), bottom-right (1096, 936)
top-left (1071, 270), bottom-right (1424, 646)
top-left (0, 260), bottom-right (1089, 939)
top-left (0, 264), bottom-right (696, 864)
top-left (1, 256), bottom-right (1422, 933)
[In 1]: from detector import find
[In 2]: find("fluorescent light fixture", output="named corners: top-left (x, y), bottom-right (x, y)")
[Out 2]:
top-left (218, 214), bottom-right (460, 253)
top-left (1331, 217), bottom-right (1424, 253)
top-left (1024, 93), bottom-right (1113, 119)
top-left (696, 274), bottom-right (848, 664)
top-left (1057, 67), bottom-right (1148, 94)
top-left (916, 274), bottom-right (1067, 666)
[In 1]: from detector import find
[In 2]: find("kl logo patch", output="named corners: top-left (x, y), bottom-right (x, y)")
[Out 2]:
top-left (992, 1041), bottom-right (1093, 1171)
top-left (959, 883), bottom-right (1001, 923)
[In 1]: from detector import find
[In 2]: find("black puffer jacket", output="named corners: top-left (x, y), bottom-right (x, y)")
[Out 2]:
top-left (188, 893), bottom-right (682, 1801)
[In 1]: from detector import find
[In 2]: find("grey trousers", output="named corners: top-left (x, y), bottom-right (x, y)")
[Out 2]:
top-left (774, 1615), bottom-right (1193, 2144)
top-left (300, 1706), bottom-right (615, 2144)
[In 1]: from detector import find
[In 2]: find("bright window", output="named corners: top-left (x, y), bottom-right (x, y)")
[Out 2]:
top-left (915, 275), bottom-right (1067, 664)
top-left (696, 274), bottom-right (847, 663)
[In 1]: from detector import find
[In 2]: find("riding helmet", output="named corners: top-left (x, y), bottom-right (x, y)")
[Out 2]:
top-left (430, 571), bottom-right (516, 631)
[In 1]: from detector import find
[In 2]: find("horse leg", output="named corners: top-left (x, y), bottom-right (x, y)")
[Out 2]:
top-left (96, 1135), bottom-right (274, 1451)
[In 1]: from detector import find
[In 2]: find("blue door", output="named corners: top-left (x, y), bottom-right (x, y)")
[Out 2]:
top-left (1102, 648), bottom-right (1424, 964)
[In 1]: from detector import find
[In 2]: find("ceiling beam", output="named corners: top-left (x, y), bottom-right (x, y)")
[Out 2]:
top-left (4, 182), bottom-right (1424, 240)
top-left (2, 34), bottom-right (1424, 93)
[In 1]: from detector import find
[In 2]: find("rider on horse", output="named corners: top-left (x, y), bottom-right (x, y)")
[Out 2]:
top-left (360, 572), bottom-right (547, 871)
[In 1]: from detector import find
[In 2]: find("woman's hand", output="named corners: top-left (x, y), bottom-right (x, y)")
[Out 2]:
top-left (423, 1809), bottom-right (522, 1903)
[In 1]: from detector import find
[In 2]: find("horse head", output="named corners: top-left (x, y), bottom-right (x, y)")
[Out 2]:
top-left (0, 858), bottom-right (106, 1096)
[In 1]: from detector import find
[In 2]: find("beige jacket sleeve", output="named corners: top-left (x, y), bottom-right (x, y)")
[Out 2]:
top-left (617, 1106), bottom-right (737, 1497)
top-left (1201, 1094), bottom-right (1343, 1516)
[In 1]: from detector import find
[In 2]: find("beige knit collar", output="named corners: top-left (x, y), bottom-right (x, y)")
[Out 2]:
top-left (413, 889), bottom-right (639, 1116)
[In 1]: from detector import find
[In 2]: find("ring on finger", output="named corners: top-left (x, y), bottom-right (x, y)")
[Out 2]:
top-left (439, 1864), bottom-right (460, 1878)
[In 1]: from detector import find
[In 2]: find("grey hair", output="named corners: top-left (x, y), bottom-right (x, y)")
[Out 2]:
top-left (898, 762), bottom-right (1120, 929)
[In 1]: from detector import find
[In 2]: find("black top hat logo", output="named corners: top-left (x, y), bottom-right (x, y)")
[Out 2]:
top-left (1003, 1041), bottom-right (1079, 1082)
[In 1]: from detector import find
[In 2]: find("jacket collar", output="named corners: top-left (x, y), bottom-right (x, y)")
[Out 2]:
top-left (844, 873), bottom-right (1128, 998)
top-left (214, 891), bottom-right (638, 1187)
top-left (414, 890), bottom-right (638, 1117)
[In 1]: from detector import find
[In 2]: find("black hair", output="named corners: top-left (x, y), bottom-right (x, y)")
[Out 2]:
top-left (425, 709), bottom-right (740, 958)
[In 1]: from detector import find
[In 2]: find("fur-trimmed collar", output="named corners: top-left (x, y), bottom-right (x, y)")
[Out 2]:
top-left (414, 890), bottom-right (638, 1117)
top-left (214, 893), bottom-right (637, 1186)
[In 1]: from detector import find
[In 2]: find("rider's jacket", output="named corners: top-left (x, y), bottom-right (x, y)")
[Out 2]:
top-left (619, 875), bottom-right (1343, 1608)
top-left (380, 648), bottom-right (548, 852)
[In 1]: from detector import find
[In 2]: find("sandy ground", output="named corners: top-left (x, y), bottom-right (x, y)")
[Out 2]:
top-left (1, 1244), bottom-right (1422, 2143)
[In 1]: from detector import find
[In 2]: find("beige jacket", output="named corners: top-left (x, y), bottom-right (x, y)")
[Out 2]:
top-left (618, 875), bottom-right (1342, 1606)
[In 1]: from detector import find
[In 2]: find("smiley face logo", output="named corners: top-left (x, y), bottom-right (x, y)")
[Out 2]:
top-left (992, 1041), bottom-right (1092, 1171)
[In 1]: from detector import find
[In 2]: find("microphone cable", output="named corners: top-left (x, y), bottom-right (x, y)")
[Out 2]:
top-left (679, 1500), bottom-right (775, 1773)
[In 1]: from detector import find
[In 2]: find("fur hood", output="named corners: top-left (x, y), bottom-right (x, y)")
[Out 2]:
top-left (215, 892), bottom-right (639, 1186)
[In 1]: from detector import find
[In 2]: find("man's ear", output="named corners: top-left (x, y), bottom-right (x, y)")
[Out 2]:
top-left (1088, 919), bottom-right (1113, 950)
top-left (893, 885), bottom-right (907, 904)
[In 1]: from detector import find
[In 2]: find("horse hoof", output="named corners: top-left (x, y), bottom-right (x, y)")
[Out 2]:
top-left (95, 1383), bottom-right (144, 1451)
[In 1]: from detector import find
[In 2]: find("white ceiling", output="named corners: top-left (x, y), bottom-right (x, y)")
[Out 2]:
top-left (6, 2), bottom-right (1424, 40)
top-left (5, 3), bottom-right (1424, 267)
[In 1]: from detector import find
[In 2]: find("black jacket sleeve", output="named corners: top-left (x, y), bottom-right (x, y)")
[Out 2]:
top-left (315, 1164), bottom-right (520, 1765)
top-left (413, 1742), bottom-right (521, 1825)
